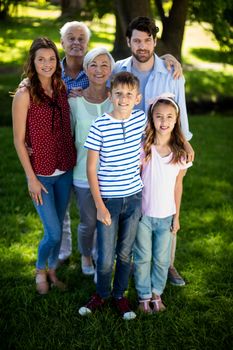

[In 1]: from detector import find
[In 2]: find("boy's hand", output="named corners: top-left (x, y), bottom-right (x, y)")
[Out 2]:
top-left (171, 215), bottom-right (180, 235)
top-left (97, 205), bottom-right (111, 226)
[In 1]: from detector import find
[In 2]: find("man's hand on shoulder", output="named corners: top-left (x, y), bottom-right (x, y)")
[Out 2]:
top-left (68, 87), bottom-right (83, 98)
top-left (161, 54), bottom-right (183, 79)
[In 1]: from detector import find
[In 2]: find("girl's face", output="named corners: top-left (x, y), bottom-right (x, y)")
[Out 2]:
top-left (152, 103), bottom-right (177, 135)
top-left (34, 48), bottom-right (57, 79)
top-left (86, 54), bottom-right (112, 85)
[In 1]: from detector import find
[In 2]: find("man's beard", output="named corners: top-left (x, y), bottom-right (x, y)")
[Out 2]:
top-left (132, 50), bottom-right (154, 63)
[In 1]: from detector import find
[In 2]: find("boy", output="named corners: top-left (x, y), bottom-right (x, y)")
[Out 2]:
top-left (78, 71), bottom-right (145, 320)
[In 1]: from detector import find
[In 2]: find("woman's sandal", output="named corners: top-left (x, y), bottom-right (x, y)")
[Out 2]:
top-left (150, 296), bottom-right (166, 313)
top-left (47, 269), bottom-right (67, 292)
top-left (35, 269), bottom-right (49, 295)
top-left (138, 299), bottom-right (153, 314)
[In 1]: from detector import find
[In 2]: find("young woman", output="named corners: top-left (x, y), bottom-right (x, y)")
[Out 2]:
top-left (12, 37), bottom-right (76, 294)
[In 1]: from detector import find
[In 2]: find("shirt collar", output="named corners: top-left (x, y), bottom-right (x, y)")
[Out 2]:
top-left (122, 54), bottom-right (168, 75)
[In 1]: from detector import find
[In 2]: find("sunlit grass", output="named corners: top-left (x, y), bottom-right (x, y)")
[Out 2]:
top-left (9, 1), bottom-right (61, 19)
top-left (1, 116), bottom-right (233, 349)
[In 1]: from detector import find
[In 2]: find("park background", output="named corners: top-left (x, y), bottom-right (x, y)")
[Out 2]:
top-left (0, 1), bottom-right (232, 349)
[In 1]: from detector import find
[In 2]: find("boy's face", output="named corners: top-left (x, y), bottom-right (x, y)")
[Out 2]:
top-left (109, 84), bottom-right (141, 118)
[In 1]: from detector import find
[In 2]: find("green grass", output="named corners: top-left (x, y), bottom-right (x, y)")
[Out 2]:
top-left (1, 115), bottom-right (233, 349)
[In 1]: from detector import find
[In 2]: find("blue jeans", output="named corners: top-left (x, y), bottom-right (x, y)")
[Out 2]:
top-left (96, 192), bottom-right (142, 299)
top-left (34, 170), bottom-right (73, 270)
top-left (133, 215), bottom-right (173, 299)
top-left (73, 186), bottom-right (97, 256)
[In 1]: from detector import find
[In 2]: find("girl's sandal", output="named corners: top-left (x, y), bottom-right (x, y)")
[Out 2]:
top-left (35, 269), bottom-right (49, 295)
top-left (138, 299), bottom-right (153, 314)
top-left (150, 296), bottom-right (166, 313)
top-left (48, 269), bottom-right (67, 292)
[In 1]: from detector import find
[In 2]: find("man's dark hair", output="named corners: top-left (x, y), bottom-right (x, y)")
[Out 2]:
top-left (126, 16), bottom-right (159, 40)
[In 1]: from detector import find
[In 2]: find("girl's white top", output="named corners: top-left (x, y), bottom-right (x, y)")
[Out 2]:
top-left (141, 145), bottom-right (192, 218)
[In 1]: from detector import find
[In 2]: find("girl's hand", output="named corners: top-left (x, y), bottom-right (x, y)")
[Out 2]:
top-left (97, 205), bottom-right (112, 226)
top-left (28, 178), bottom-right (48, 206)
top-left (171, 215), bottom-right (180, 235)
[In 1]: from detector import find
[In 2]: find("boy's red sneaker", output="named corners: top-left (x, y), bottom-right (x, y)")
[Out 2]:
top-left (113, 296), bottom-right (136, 320)
top-left (78, 293), bottom-right (105, 316)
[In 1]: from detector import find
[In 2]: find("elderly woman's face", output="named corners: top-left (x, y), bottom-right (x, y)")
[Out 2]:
top-left (86, 54), bottom-right (112, 84)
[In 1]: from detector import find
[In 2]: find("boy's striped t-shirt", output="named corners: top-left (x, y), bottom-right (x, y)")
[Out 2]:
top-left (84, 110), bottom-right (146, 198)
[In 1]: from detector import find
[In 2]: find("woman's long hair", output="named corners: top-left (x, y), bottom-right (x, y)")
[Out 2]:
top-left (144, 99), bottom-right (186, 164)
top-left (23, 37), bottom-right (65, 103)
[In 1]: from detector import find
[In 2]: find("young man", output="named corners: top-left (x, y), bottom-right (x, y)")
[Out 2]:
top-left (79, 72), bottom-right (145, 320)
top-left (113, 16), bottom-right (194, 286)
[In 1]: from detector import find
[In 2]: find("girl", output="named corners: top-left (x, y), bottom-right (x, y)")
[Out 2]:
top-left (133, 93), bottom-right (192, 313)
top-left (12, 37), bottom-right (76, 295)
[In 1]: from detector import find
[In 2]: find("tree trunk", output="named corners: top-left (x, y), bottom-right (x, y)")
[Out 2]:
top-left (155, 0), bottom-right (189, 61)
top-left (60, 0), bottom-right (86, 18)
top-left (112, 0), bottom-right (151, 60)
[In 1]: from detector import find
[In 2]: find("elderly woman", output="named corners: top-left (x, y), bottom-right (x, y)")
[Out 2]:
top-left (69, 47), bottom-right (115, 276)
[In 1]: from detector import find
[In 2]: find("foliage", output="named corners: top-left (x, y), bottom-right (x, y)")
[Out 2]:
top-left (1, 115), bottom-right (233, 349)
top-left (0, 0), bottom-right (24, 19)
top-left (189, 0), bottom-right (233, 51)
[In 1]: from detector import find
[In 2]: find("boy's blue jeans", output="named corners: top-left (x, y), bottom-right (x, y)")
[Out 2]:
top-left (133, 215), bottom-right (173, 299)
top-left (96, 192), bottom-right (142, 299)
top-left (34, 170), bottom-right (73, 270)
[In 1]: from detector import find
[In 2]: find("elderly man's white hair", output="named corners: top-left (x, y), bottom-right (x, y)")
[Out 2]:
top-left (60, 21), bottom-right (91, 41)
top-left (83, 47), bottom-right (115, 72)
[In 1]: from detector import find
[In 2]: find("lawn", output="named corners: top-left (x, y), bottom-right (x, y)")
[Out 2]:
top-left (1, 115), bottom-right (233, 350)
top-left (0, 2), bottom-right (233, 349)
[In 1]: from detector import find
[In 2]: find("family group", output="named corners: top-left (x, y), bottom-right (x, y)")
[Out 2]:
top-left (12, 16), bottom-right (194, 320)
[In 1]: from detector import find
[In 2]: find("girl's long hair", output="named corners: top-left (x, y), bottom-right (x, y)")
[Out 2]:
top-left (144, 99), bottom-right (186, 164)
top-left (23, 37), bottom-right (65, 103)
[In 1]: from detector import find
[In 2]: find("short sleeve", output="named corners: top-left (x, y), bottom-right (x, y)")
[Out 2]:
top-left (84, 121), bottom-right (102, 151)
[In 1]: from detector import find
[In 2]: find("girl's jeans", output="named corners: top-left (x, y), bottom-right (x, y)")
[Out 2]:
top-left (96, 192), bottom-right (142, 299)
top-left (34, 170), bottom-right (73, 270)
top-left (133, 215), bottom-right (173, 299)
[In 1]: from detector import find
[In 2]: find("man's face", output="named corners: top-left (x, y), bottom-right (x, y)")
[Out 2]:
top-left (127, 29), bottom-right (156, 63)
top-left (61, 26), bottom-right (89, 58)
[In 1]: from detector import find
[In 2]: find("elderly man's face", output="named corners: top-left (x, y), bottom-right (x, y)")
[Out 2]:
top-left (61, 26), bottom-right (89, 58)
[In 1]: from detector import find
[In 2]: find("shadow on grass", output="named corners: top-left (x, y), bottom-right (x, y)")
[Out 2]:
top-left (190, 48), bottom-right (233, 65)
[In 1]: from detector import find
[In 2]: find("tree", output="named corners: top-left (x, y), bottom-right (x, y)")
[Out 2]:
top-left (189, 0), bottom-right (233, 51)
top-left (110, 0), bottom-right (190, 61)
top-left (0, 0), bottom-right (21, 20)
top-left (111, 0), bottom-right (151, 59)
